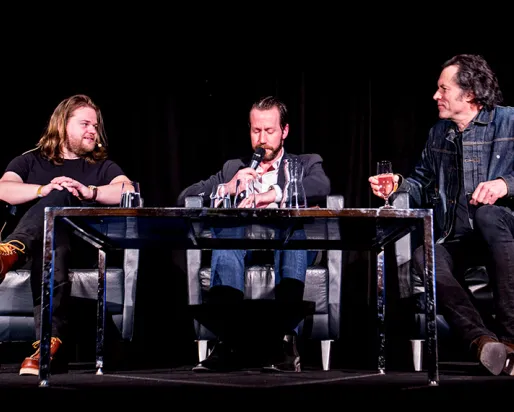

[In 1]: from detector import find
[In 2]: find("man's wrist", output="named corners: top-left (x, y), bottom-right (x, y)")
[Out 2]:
top-left (88, 185), bottom-right (98, 201)
top-left (269, 184), bottom-right (282, 203)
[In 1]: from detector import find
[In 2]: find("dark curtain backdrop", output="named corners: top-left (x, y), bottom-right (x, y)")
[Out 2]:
top-left (2, 44), bottom-right (512, 368)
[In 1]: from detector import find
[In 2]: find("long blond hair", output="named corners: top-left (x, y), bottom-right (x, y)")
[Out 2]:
top-left (37, 94), bottom-right (108, 164)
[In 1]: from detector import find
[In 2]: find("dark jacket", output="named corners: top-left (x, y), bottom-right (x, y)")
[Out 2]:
top-left (177, 151), bottom-right (331, 207)
top-left (397, 105), bottom-right (514, 242)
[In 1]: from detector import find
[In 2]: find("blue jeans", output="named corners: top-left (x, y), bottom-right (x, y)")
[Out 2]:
top-left (210, 225), bottom-right (308, 291)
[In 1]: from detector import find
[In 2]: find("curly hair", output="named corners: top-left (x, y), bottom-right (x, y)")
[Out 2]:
top-left (250, 96), bottom-right (289, 132)
top-left (37, 94), bottom-right (108, 164)
top-left (443, 54), bottom-right (503, 110)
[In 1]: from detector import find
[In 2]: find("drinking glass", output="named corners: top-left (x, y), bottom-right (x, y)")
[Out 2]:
top-left (120, 181), bottom-right (142, 207)
top-left (376, 160), bottom-right (395, 208)
top-left (280, 157), bottom-right (307, 209)
top-left (210, 183), bottom-right (231, 208)
top-left (233, 179), bottom-right (256, 208)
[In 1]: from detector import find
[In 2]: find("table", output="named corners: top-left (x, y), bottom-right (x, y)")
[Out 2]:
top-left (39, 206), bottom-right (438, 387)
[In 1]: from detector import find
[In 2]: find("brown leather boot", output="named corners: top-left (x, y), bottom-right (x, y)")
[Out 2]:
top-left (19, 337), bottom-right (65, 376)
top-left (502, 341), bottom-right (514, 376)
top-left (0, 240), bottom-right (25, 279)
top-left (471, 335), bottom-right (507, 376)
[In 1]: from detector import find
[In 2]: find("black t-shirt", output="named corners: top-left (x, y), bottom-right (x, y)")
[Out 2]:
top-left (5, 149), bottom-right (125, 188)
top-left (3, 150), bottom-right (126, 266)
top-left (451, 132), bottom-right (474, 239)
top-left (4, 149), bottom-right (125, 218)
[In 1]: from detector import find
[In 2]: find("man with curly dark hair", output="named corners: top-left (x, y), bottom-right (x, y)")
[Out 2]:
top-left (370, 54), bottom-right (514, 376)
top-left (0, 94), bottom-right (132, 376)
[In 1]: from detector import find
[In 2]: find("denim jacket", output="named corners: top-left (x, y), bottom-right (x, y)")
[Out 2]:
top-left (397, 105), bottom-right (514, 243)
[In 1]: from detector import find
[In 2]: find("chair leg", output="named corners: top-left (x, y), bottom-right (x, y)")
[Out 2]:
top-left (410, 339), bottom-right (424, 372)
top-left (321, 340), bottom-right (333, 371)
top-left (197, 340), bottom-right (209, 362)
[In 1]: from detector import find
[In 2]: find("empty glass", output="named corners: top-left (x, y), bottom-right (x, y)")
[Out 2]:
top-left (210, 183), bottom-right (231, 208)
top-left (280, 157), bottom-right (307, 209)
top-left (120, 181), bottom-right (142, 207)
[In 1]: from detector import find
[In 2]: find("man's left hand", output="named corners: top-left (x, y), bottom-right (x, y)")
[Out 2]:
top-left (470, 179), bottom-right (508, 205)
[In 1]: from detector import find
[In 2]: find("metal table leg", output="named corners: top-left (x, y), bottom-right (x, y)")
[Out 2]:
top-left (376, 248), bottom-right (386, 374)
top-left (423, 212), bottom-right (439, 386)
top-left (39, 209), bottom-right (57, 387)
top-left (96, 249), bottom-right (107, 375)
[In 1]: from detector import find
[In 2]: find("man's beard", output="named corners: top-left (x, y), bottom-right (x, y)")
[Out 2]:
top-left (66, 139), bottom-right (93, 157)
top-left (261, 140), bottom-right (283, 162)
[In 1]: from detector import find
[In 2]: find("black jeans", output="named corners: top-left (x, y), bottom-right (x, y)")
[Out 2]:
top-left (413, 205), bottom-right (514, 348)
top-left (5, 190), bottom-right (90, 340)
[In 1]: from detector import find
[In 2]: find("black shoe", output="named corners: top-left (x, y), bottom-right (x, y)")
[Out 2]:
top-left (192, 340), bottom-right (241, 373)
top-left (262, 334), bottom-right (301, 373)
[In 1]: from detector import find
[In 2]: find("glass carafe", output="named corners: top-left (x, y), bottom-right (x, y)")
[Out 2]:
top-left (280, 157), bottom-right (307, 209)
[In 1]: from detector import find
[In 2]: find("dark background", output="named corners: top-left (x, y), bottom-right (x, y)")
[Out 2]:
top-left (2, 15), bottom-right (512, 369)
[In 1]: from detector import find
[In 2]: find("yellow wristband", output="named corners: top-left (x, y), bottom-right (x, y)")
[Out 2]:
top-left (37, 185), bottom-right (44, 198)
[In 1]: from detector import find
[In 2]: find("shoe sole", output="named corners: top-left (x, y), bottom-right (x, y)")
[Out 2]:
top-left (19, 367), bottom-right (38, 376)
top-left (504, 347), bottom-right (514, 376)
top-left (192, 365), bottom-right (213, 373)
top-left (480, 342), bottom-right (507, 376)
top-left (192, 363), bottom-right (239, 373)
top-left (261, 365), bottom-right (301, 373)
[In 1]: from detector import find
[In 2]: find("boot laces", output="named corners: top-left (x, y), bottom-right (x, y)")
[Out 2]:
top-left (30, 337), bottom-right (62, 359)
top-left (0, 240), bottom-right (26, 255)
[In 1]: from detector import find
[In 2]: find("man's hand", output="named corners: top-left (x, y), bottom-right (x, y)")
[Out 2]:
top-left (227, 168), bottom-right (258, 195)
top-left (37, 183), bottom-right (65, 198)
top-left (469, 179), bottom-right (508, 205)
top-left (368, 174), bottom-right (399, 199)
top-left (254, 190), bottom-right (276, 208)
top-left (50, 176), bottom-right (90, 199)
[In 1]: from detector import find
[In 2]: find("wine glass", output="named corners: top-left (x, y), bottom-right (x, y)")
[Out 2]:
top-left (376, 160), bottom-right (395, 208)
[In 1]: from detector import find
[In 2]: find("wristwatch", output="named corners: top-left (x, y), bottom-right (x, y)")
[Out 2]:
top-left (88, 185), bottom-right (98, 201)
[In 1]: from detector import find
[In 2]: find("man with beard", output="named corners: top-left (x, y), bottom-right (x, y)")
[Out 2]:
top-left (177, 96), bottom-right (331, 372)
top-left (0, 94), bottom-right (132, 376)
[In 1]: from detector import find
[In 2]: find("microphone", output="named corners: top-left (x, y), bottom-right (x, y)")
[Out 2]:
top-left (235, 148), bottom-right (265, 207)
top-left (249, 147), bottom-right (265, 169)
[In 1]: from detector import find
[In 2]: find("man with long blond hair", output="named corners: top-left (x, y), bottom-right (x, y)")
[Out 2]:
top-left (0, 94), bottom-right (131, 376)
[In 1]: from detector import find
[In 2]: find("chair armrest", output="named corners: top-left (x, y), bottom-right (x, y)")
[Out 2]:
top-left (326, 195), bottom-right (344, 338)
top-left (185, 196), bottom-right (204, 208)
top-left (185, 196), bottom-right (203, 304)
top-left (121, 249), bottom-right (140, 340)
top-left (326, 195), bottom-right (344, 210)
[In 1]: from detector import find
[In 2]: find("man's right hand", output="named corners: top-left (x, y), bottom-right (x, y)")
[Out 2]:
top-left (36, 183), bottom-right (65, 198)
top-left (368, 174), bottom-right (399, 199)
top-left (228, 168), bottom-right (258, 195)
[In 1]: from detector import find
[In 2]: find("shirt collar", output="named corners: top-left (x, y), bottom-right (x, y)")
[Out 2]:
top-left (257, 148), bottom-right (284, 173)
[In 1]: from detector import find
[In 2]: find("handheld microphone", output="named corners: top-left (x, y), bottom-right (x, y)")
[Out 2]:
top-left (235, 148), bottom-right (266, 206)
top-left (249, 147), bottom-right (265, 169)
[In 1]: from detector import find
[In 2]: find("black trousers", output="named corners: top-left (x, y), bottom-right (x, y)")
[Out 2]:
top-left (5, 190), bottom-right (93, 340)
top-left (413, 205), bottom-right (514, 348)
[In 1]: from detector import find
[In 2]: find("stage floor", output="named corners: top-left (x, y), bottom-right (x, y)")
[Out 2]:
top-left (0, 362), bottom-right (512, 403)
